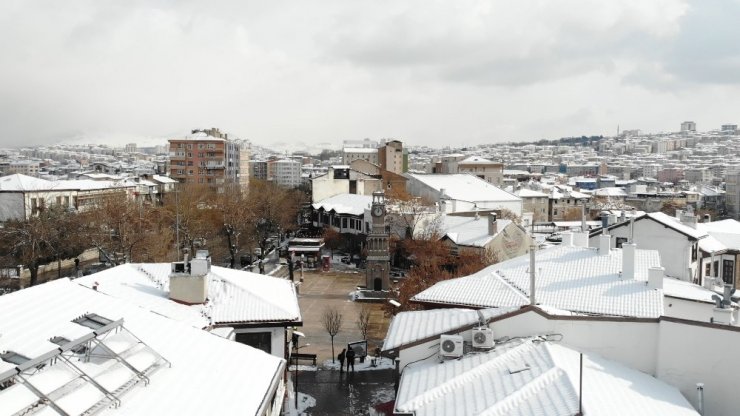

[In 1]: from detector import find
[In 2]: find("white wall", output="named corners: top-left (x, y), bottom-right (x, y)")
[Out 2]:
top-left (590, 219), bottom-right (698, 281)
top-left (312, 174), bottom-right (349, 203)
top-left (395, 309), bottom-right (740, 416)
top-left (0, 192), bottom-right (25, 221)
top-left (656, 321), bottom-right (740, 416)
top-left (663, 297), bottom-right (740, 323)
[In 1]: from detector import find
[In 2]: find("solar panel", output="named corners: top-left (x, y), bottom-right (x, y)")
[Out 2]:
top-left (0, 351), bottom-right (30, 365)
top-left (0, 313), bottom-right (171, 415)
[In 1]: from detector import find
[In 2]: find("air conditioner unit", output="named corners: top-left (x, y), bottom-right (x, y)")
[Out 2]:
top-left (439, 335), bottom-right (464, 358)
top-left (472, 327), bottom-right (494, 349)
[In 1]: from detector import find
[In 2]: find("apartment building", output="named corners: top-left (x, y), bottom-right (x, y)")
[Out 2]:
top-left (342, 139), bottom-right (407, 174)
top-left (168, 128), bottom-right (249, 186)
top-left (268, 159), bottom-right (301, 188)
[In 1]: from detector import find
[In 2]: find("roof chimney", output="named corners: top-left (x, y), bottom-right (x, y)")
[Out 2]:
top-left (680, 208), bottom-right (697, 229)
top-left (703, 214), bottom-right (711, 223)
top-left (529, 244), bottom-right (536, 306)
top-left (169, 250), bottom-right (211, 305)
top-left (599, 234), bottom-right (611, 255)
top-left (580, 203), bottom-right (587, 232)
top-left (622, 243), bottom-right (636, 279)
top-left (648, 266), bottom-right (664, 289)
top-left (488, 213), bottom-right (498, 235)
top-left (600, 213), bottom-right (609, 229)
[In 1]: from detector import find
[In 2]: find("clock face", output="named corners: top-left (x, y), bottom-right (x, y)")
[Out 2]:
top-left (372, 206), bottom-right (384, 217)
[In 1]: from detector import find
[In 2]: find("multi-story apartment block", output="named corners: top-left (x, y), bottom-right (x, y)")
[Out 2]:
top-left (455, 156), bottom-right (504, 186)
top-left (681, 121), bottom-right (697, 132)
top-left (725, 169), bottom-right (740, 220)
top-left (4, 161), bottom-right (41, 177)
top-left (378, 139), bottom-right (406, 175)
top-left (342, 147), bottom-right (378, 165)
top-left (168, 128), bottom-right (248, 186)
top-left (250, 160), bottom-right (268, 181)
top-left (684, 167), bottom-right (713, 184)
top-left (268, 159), bottom-right (301, 188)
top-left (342, 139), bottom-right (407, 174)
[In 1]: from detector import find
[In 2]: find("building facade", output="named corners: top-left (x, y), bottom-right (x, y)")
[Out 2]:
top-left (168, 128), bottom-right (248, 186)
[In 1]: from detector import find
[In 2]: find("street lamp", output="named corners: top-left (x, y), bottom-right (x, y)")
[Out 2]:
top-left (292, 331), bottom-right (307, 409)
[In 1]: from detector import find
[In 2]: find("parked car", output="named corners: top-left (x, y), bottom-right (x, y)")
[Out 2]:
top-left (545, 232), bottom-right (563, 243)
top-left (341, 256), bottom-right (351, 264)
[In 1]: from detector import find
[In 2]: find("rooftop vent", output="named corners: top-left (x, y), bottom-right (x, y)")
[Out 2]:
top-left (170, 251), bottom-right (210, 305)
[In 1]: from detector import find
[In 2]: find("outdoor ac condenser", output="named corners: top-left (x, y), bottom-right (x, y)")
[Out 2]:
top-left (471, 327), bottom-right (494, 349)
top-left (439, 334), bottom-right (464, 358)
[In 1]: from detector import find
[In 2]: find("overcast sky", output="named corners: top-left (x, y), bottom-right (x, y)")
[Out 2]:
top-left (1, 0), bottom-right (739, 149)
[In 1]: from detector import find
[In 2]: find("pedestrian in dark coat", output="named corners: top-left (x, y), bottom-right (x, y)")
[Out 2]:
top-left (338, 348), bottom-right (346, 373)
top-left (346, 348), bottom-right (356, 372)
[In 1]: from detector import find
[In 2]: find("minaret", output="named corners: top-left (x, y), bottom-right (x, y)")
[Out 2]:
top-left (366, 191), bottom-right (391, 291)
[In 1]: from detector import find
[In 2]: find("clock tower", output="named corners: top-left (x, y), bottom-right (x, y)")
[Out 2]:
top-left (366, 191), bottom-right (391, 291)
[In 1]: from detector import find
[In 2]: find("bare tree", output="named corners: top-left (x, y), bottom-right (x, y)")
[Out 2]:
top-left (356, 306), bottom-right (371, 340)
top-left (0, 206), bottom-right (86, 286)
top-left (321, 307), bottom-right (343, 363)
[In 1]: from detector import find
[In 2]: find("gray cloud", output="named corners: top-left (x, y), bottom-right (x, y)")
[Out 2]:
top-left (0, 0), bottom-right (739, 148)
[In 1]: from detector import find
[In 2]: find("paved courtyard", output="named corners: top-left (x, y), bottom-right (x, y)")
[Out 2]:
top-left (295, 266), bottom-right (392, 363)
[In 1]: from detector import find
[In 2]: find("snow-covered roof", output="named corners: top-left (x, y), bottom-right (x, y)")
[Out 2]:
top-left (76, 263), bottom-right (301, 327)
top-left (514, 188), bottom-right (548, 198)
top-left (440, 215), bottom-right (511, 248)
top-left (151, 174), bottom-right (178, 184)
top-left (697, 219), bottom-right (740, 252)
top-left (549, 186), bottom-right (590, 200)
top-left (382, 307), bottom-right (518, 351)
top-left (0, 174), bottom-right (134, 192)
top-left (645, 212), bottom-right (708, 240)
top-left (395, 338), bottom-right (698, 416)
top-left (343, 147), bottom-right (377, 153)
top-left (458, 156), bottom-right (497, 165)
top-left (0, 174), bottom-right (53, 191)
top-left (597, 212), bottom-right (708, 241)
top-left (407, 174), bottom-right (520, 203)
top-left (593, 187), bottom-right (628, 197)
top-left (0, 279), bottom-right (285, 416)
top-left (312, 193), bottom-right (372, 216)
top-left (413, 245), bottom-right (664, 318)
top-left (663, 277), bottom-right (728, 304)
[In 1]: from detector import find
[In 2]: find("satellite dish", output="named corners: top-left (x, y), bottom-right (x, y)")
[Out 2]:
top-left (442, 339), bottom-right (456, 353)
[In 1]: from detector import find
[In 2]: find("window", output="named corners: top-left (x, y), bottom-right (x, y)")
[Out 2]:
top-left (714, 261), bottom-right (719, 277)
top-left (615, 237), bottom-right (628, 248)
top-left (706, 262), bottom-right (712, 277)
top-left (235, 332), bottom-right (271, 354)
top-left (723, 260), bottom-right (735, 284)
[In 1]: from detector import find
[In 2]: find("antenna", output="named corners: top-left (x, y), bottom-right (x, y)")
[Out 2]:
top-left (579, 353), bottom-right (584, 416)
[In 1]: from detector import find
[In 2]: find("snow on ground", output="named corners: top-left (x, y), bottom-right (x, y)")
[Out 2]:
top-left (288, 364), bottom-right (318, 372)
top-left (284, 392), bottom-right (317, 416)
top-left (321, 356), bottom-right (395, 371)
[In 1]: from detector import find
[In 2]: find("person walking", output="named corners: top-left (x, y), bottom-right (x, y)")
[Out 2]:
top-left (346, 347), bottom-right (356, 373)
top-left (338, 348), bottom-right (346, 373)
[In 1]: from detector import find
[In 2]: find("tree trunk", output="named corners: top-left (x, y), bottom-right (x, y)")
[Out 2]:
top-left (29, 263), bottom-right (39, 287)
top-left (330, 336), bottom-right (335, 363)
